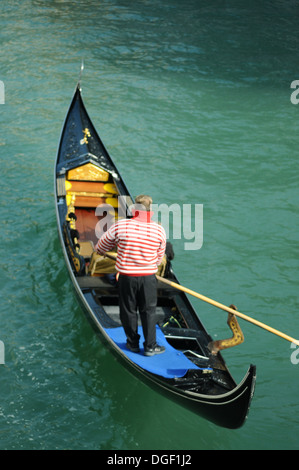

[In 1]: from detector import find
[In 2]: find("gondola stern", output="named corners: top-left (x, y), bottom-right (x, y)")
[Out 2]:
top-left (189, 363), bottom-right (256, 429)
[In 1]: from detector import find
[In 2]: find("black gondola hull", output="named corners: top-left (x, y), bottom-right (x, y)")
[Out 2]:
top-left (54, 84), bottom-right (256, 430)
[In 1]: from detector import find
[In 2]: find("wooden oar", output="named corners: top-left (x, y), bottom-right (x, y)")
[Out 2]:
top-left (103, 252), bottom-right (299, 347)
top-left (156, 275), bottom-right (299, 347)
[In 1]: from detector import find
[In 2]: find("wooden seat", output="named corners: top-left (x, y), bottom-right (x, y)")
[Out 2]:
top-left (66, 181), bottom-right (107, 193)
top-left (73, 195), bottom-right (107, 208)
top-left (65, 180), bottom-right (118, 208)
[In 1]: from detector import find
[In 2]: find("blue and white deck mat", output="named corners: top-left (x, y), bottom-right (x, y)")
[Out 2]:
top-left (104, 325), bottom-right (212, 379)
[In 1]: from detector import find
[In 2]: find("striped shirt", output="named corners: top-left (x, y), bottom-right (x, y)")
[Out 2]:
top-left (95, 211), bottom-right (166, 276)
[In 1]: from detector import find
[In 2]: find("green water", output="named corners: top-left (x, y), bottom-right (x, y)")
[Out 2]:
top-left (0, 0), bottom-right (299, 450)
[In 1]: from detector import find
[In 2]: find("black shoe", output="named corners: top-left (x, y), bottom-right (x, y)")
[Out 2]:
top-left (144, 344), bottom-right (166, 357)
top-left (126, 342), bottom-right (140, 353)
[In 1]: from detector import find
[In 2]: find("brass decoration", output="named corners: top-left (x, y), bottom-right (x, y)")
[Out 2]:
top-left (80, 128), bottom-right (91, 145)
top-left (208, 305), bottom-right (245, 355)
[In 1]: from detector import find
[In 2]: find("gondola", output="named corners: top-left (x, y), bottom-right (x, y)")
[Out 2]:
top-left (54, 82), bottom-right (256, 430)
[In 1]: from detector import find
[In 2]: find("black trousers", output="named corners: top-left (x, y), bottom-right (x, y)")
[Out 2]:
top-left (118, 274), bottom-right (157, 349)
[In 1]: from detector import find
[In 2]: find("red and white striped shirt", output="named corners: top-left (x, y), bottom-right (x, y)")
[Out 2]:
top-left (95, 211), bottom-right (166, 276)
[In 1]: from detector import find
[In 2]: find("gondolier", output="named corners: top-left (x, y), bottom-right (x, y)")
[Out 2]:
top-left (95, 194), bottom-right (167, 356)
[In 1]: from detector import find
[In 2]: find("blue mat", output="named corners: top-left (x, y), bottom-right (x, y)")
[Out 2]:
top-left (104, 325), bottom-right (210, 378)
